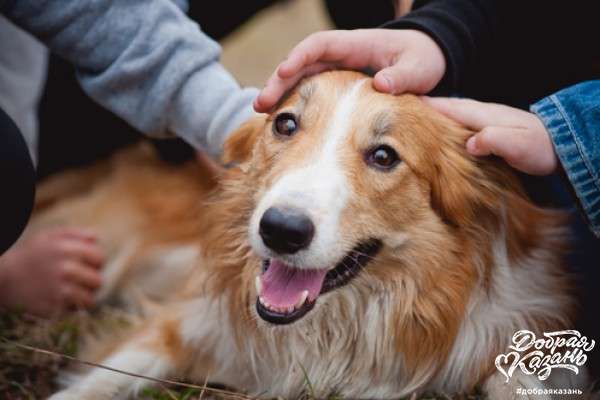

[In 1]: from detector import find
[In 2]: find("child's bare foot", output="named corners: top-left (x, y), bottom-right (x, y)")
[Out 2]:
top-left (0, 227), bottom-right (104, 317)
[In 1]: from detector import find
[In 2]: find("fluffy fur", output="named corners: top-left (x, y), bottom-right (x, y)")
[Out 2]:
top-left (34, 71), bottom-right (582, 399)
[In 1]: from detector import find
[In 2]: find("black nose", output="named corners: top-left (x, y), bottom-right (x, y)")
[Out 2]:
top-left (259, 207), bottom-right (315, 254)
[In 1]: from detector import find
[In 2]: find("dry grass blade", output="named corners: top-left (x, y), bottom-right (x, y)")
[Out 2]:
top-left (1, 337), bottom-right (255, 400)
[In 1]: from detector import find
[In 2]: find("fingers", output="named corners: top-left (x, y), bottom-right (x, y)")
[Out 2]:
top-left (255, 30), bottom-right (382, 113)
top-left (256, 29), bottom-right (446, 112)
top-left (373, 63), bottom-right (424, 95)
top-left (466, 126), bottom-right (557, 175)
top-left (54, 226), bottom-right (98, 242)
top-left (62, 283), bottom-right (95, 310)
top-left (373, 65), bottom-right (403, 94)
top-left (277, 31), bottom-right (363, 79)
top-left (466, 127), bottom-right (527, 158)
top-left (254, 31), bottom-right (353, 113)
top-left (61, 261), bottom-right (103, 290)
top-left (59, 238), bottom-right (104, 267)
top-left (423, 96), bottom-right (557, 175)
top-left (60, 260), bottom-right (102, 311)
top-left (423, 97), bottom-right (533, 130)
top-left (372, 30), bottom-right (445, 95)
top-left (254, 61), bottom-right (332, 113)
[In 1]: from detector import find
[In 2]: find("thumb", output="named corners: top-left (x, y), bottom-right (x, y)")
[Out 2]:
top-left (373, 64), bottom-right (414, 95)
top-left (467, 127), bottom-right (528, 162)
top-left (467, 127), bottom-right (556, 176)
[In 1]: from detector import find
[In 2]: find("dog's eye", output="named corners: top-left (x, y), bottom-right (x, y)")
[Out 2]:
top-left (273, 113), bottom-right (298, 137)
top-left (366, 145), bottom-right (400, 171)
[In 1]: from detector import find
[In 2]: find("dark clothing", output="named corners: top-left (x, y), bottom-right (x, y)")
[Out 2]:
top-left (323, 0), bottom-right (395, 31)
top-left (384, 0), bottom-right (600, 107)
top-left (0, 107), bottom-right (35, 255)
top-left (383, 0), bottom-right (496, 96)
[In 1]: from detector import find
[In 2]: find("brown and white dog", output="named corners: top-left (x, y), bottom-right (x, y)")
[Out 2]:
top-left (37, 71), bottom-right (582, 399)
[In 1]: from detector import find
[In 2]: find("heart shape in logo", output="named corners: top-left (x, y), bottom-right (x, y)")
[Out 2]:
top-left (495, 351), bottom-right (520, 382)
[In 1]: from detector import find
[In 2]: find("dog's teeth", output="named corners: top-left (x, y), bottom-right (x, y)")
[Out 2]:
top-left (296, 290), bottom-right (309, 308)
top-left (255, 276), bottom-right (262, 295)
top-left (288, 305), bottom-right (295, 313)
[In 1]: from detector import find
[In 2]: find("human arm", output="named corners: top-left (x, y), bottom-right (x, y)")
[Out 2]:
top-left (254, 0), bottom-right (497, 112)
top-left (0, 0), bottom-right (257, 156)
top-left (531, 81), bottom-right (600, 238)
top-left (425, 80), bottom-right (600, 237)
top-left (424, 97), bottom-right (557, 176)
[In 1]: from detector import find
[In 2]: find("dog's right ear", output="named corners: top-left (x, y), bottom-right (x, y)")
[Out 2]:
top-left (222, 115), bottom-right (266, 165)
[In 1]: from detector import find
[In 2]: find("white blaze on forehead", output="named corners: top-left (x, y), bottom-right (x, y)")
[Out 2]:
top-left (250, 79), bottom-right (368, 269)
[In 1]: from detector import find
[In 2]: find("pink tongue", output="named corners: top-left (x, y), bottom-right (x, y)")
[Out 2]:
top-left (260, 260), bottom-right (328, 308)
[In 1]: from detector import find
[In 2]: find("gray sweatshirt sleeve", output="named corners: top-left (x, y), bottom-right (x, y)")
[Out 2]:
top-left (0, 0), bottom-right (258, 156)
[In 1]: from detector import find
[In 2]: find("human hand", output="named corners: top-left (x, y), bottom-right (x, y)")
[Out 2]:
top-left (0, 227), bottom-right (104, 317)
top-left (424, 97), bottom-right (558, 176)
top-left (254, 29), bottom-right (446, 112)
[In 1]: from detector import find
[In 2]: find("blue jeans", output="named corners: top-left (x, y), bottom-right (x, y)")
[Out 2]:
top-left (532, 80), bottom-right (600, 238)
top-left (530, 80), bottom-right (600, 374)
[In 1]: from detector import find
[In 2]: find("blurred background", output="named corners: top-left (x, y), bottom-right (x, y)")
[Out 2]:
top-left (221, 0), bottom-right (332, 87)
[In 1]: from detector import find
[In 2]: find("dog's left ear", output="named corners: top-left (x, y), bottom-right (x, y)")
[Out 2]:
top-left (222, 115), bottom-right (266, 166)
top-left (427, 124), bottom-right (500, 228)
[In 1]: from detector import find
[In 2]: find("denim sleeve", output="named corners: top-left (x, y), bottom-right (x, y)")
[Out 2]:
top-left (0, 0), bottom-right (257, 156)
top-left (531, 80), bottom-right (600, 238)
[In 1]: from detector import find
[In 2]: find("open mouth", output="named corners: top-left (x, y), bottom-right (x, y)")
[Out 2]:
top-left (255, 239), bottom-right (382, 325)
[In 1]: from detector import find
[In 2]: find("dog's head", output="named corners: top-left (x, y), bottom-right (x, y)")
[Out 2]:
top-left (223, 72), bottom-right (561, 344)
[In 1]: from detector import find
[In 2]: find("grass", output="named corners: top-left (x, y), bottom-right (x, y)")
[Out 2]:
top-left (0, 309), bottom-right (485, 400)
top-left (0, 309), bottom-right (80, 398)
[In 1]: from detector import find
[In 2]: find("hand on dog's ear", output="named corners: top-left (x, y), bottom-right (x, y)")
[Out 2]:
top-left (222, 115), bottom-right (266, 167)
top-left (428, 119), bottom-right (557, 255)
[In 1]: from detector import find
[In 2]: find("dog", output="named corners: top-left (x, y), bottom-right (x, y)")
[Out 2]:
top-left (36, 71), bottom-right (584, 399)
